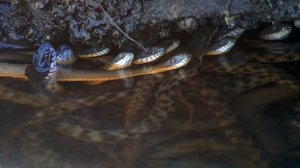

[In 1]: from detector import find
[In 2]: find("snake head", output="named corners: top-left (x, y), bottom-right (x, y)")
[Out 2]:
top-left (25, 42), bottom-right (62, 92)
top-left (164, 52), bottom-right (191, 68)
top-left (56, 44), bottom-right (76, 65)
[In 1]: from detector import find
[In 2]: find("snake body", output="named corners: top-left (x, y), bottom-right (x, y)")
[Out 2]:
top-left (124, 75), bottom-right (163, 128)
top-left (4, 23), bottom-right (300, 168)
top-left (133, 47), bottom-right (166, 64)
top-left (214, 26), bottom-right (246, 41)
top-left (259, 23), bottom-right (292, 41)
top-left (104, 52), bottom-right (134, 70)
top-left (76, 46), bottom-right (110, 58)
top-left (206, 26), bottom-right (246, 56)
top-left (53, 70), bottom-right (188, 143)
top-left (8, 72), bottom-right (273, 168)
top-left (162, 38), bottom-right (181, 54)
top-left (0, 38), bottom-right (183, 87)
top-left (206, 37), bottom-right (236, 55)
top-left (25, 43), bottom-right (60, 92)
top-left (0, 52), bottom-right (191, 82)
top-left (202, 54), bottom-right (300, 91)
top-left (56, 22), bottom-right (300, 164)
top-left (60, 52), bottom-right (191, 81)
top-left (196, 23), bottom-right (300, 167)
top-left (0, 40), bottom-right (109, 56)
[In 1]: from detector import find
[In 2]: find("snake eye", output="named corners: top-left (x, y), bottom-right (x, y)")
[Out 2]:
top-left (170, 58), bottom-right (177, 63)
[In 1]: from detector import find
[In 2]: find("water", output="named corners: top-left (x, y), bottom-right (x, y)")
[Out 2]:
top-left (0, 66), bottom-right (300, 168)
top-left (1, 25), bottom-right (300, 167)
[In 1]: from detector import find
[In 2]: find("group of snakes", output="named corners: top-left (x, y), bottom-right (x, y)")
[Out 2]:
top-left (1, 21), bottom-right (300, 167)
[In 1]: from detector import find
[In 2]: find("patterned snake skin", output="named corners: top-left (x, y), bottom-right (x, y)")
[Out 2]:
top-left (4, 23), bottom-right (300, 168)
top-left (4, 62), bottom-right (295, 168)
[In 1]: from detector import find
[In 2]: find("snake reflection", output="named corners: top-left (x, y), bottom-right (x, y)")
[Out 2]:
top-left (3, 23), bottom-right (300, 168)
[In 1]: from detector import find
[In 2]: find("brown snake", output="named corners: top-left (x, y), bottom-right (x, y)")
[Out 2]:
top-left (5, 24), bottom-right (300, 168)
top-left (0, 52), bottom-right (191, 82)
top-left (5, 58), bottom-right (295, 168)
top-left (7, 57), bottom-right (276, 167)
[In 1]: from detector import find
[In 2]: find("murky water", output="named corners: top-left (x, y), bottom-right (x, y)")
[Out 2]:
top-left (1, 29), bottom-right (300, 166)
top-left (0, 64), bottom-right (300, 168)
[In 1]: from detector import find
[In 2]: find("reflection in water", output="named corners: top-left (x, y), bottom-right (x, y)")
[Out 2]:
top-left (1, 65), bottom-right (300, 168)
top-left (2, 25), bottom-right (300, 168)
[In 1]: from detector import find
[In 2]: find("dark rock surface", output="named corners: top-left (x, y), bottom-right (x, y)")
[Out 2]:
top-left (0, 0), bottom-right (300, 49)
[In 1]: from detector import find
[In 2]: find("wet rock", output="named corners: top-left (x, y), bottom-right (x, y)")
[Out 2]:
top-left (0, 0), bottom-right (300, 49)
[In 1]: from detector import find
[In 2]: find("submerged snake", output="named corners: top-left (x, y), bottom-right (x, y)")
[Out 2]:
top-left (8, 67), bottom-right (271, 167)
top-left (4, 23), bottom-right (300, 168)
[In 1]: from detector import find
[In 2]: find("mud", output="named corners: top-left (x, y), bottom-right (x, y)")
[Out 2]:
top-left (0, 0), bottom-right (300, 50)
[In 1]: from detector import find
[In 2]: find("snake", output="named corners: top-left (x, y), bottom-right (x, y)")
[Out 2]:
top-left (0, 49), bottom-right (190, 91)
top-left (103, 52), bottom-right (134, 71)
top-left (206, 37), bottom-right (237, 55)
top-left (76, 45), bottom-right (110, 58)
top-left (56, 52), bottom-right (191, 81)
top-left (193, 23), bottom-right (300, 167)
top-left (0, 38), bottom-right (180, 62)
top-left (11, 67), bottom-right (271, 167)
top-left (25, 42), bottom-right (60, 92)
top-left (206, 23), bottom-right (294, 56)
top-left (205, 26), bottom-right (246, 56)
top-left (0, 41), bottom-right (110, 58)
top-left (133, 38), bottom-right (180, 64)
top-left (4, 23), bottom-right (300, 168)
top-left (201, 23), bottom-right (300, 90)
top-left (133, 47), bottom-right (166, 64)
top-left (124, 75), bottom-right (164, 128)
top-left (55, 66), bottom-right (196, 142)
top-left (4, 72), bottom-right (271, 168)
top-left (21, 24), bottom-right (292, 166)
top-left (0, 81), bottom-right (50, 107)
top-left (259, 23), bottom-right (292, 41)
top-left (0, 37), bottom-right (183, 80)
